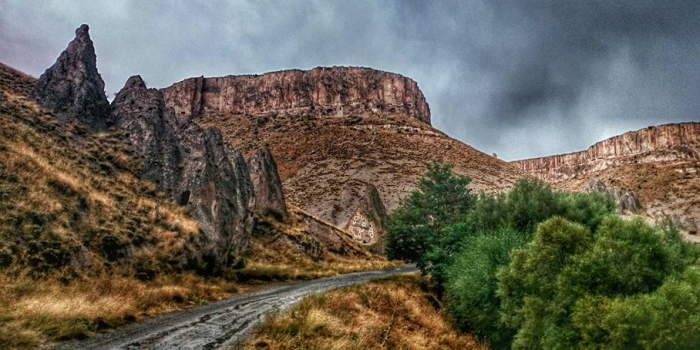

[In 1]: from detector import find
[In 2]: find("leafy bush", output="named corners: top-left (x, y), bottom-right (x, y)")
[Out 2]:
top-left (446, 226), bottom-right (526, 349)
top-left (573, 266), bottom-right (700, 349)
top-left (497, 216), bottom-right (698, 349)
top-left (444, 179), bottom-right (615, 348)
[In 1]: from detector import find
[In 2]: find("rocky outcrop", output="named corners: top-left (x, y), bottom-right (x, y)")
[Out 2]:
top-left (326, 180), bottom-right (387, 246)
top-left (161, 67), bottom-right (431, 124)
top-left (247, 147), bottom-right (288, 219)
top-left (29, 24), bottom-right (109, 129)
top-left (110, 75), bottom-right (255, 273)
top-left (110, 75), bottom-right (182, 191)
top-left (587, 179), bottom-right (641, 215)
top-left (512, 123), bottom-right (700, 182)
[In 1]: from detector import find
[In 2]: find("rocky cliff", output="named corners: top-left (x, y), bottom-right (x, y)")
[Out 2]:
top-left (513, 122), bottom-right (700, 236)
top-left (512, 123), bottom-right (700, 182)
top-left (29, 24), bottom-right (109, 129)
top-left (28, 24), bottom-right (263, 273)
top-left (161, 67), bottom-right (431, 124)
top-left (247, 147), bottom-right (288, 219)
top-left (110, 75), bottom-right (255, 273)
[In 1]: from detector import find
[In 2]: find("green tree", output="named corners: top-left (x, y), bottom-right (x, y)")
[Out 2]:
top-left (573, 266), bottom-right (700, 350)
top-left (497, 217), bottom-right (592, 350)
top-left (445, 180), bottom-right (615, 349)
top-left (497, 216), bottom-right (696, 350)
top-left (386, 160), bottom-right (474, 289)
top-left (446, 226), bottom-right (526, 349)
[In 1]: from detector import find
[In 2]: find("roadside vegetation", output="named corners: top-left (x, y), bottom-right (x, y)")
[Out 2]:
top-left (244, 274), bottom-right (488, 350)
top-left (387, 161), bottom-right (700, 349)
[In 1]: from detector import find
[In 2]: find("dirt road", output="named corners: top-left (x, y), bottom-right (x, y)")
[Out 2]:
top-left (52, 265), bottom-right (417, 350)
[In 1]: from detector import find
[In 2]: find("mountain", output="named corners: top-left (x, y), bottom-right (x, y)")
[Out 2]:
top-left (1, 25), bottom-right (380, 279)
top-left (160, 68), bottom-right (525, 247)
top-left (512, 122), bottom-right (700, 236)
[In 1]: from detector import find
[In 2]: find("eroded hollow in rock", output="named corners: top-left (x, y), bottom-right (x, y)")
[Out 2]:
top-left (180, 190), bottom-right (191, 206)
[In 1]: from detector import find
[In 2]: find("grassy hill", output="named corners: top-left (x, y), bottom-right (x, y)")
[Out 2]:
top-left (0, 62), bottom-right (394, 349)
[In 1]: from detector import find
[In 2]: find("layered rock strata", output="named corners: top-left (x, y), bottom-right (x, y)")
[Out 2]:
top-left (161, 67), bottom-right (431, 124)
top-left (29, 24), bottom-right (109, 129)
top-left (512, 123), bottom-right (700, 182)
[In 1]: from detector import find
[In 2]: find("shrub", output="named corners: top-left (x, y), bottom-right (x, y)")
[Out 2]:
top-left (446, 226), bottom-right (527, 349)
top-left (497, 216), bottom-right (698, 349)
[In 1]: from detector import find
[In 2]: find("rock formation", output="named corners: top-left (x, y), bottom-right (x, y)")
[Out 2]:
top-left (512, 123), bottom-right (700, 182)
top-left (587, 179), bottom-right (641, 215)
top-left (110, 75), bottom-right (255, 272)
top-left (110, 75), bottom-right (182, 191)
top-left (191, 80), bottom-right (524, 241)
top-left (328, 180), bottom-right (387, 246)
top-left (161, 67), bottom-right (431, 124)
top-left (29, 24), bottom-right (109, 129)
top-left (513, 122), bottom-right (700, 237)
top-left (247, 147), bottom-right (288, 219)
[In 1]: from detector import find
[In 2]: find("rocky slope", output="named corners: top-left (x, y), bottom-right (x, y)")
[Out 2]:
top-left (167, 70), bottom-right (525, 246)
top-left (512, 123), bottom-right (700, 234)
top-left (3, 25), bottom-right (377, 277)
top-left (110, 74), bottom-right (255, 273)
top-left (161, 67), bottom-right (431, 124)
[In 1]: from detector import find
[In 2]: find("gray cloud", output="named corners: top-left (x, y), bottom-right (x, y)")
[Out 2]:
top-left (1, 0), bottom-right (699, 160)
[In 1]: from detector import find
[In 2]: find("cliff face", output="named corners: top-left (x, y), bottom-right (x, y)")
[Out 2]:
top-left (161, 66), bottom-right (431, 124)
top-left (513, 122), bottom-right (700, 236)
top-left (111, 75), bottom-right (255, 272)
top-left (512, 123), bottom-right (700, 182)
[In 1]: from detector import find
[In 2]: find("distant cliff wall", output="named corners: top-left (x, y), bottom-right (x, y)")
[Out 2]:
top-left (512, 123), bottom-right (700, 182)
top-left (161, 66), bottom-right (431, 124)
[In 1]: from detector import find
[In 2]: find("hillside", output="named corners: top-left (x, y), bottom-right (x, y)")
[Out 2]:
top-left (0, 26), bottom-right (395, 348)
top-left (161, 69), bottom-right (525, 245)
top-left (245, 274), bottom-right (488, 350)
top-left (512, 123), bottom-right (700, 235)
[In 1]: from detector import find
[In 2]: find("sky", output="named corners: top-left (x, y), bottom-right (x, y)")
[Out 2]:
top-left (1, 1), bottom-right (699, 161)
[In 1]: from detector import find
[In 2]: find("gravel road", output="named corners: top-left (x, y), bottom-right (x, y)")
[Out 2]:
top-left (52, 264), bottom-right (418, 350)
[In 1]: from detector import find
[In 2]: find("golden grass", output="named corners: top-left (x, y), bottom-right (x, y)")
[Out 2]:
top-left (244, 274), bottom-right (489, 350)
top-left (0, 70), bottom-right (404, 349)
top-left (0, 271), bottom-right (240, 349)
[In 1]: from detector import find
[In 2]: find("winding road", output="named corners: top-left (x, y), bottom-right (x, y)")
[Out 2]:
top-left (52, 265), bottom-right (418, 350)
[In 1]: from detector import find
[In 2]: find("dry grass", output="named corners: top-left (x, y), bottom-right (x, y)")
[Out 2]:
top-left (0, 271), bottom-right (240, 349)
top-left (0, 64), bottom-right (403, 349)
top-left (244, 274), bottom-right (489, 350)
top-left (239, 210), bottom-right (400, 282)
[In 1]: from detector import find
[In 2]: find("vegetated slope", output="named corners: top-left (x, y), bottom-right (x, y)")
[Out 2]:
top-left (245, 274), bottom-right (488, 350)
top-left (512, 123), bottom-right (700, 235)
top-left (0, 62), bottom-right (203, 278)
top-left (0, 62), bottom-right (230, 347)
top-left (165, 68), bottom-right (524, 228)
top-left (0, 60), bottom-right (391, 348)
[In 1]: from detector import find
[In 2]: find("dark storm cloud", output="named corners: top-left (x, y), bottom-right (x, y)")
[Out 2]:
top-left (1, 1), bottom-right (699, 160)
